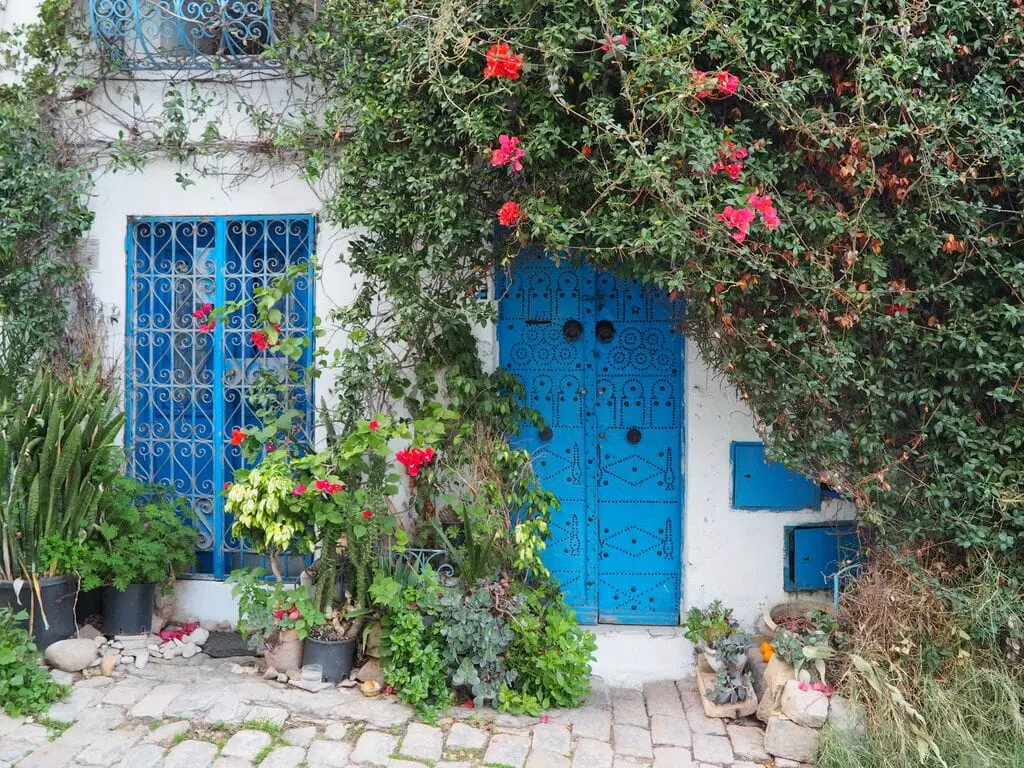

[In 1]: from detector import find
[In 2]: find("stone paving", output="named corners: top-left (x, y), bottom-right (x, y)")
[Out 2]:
top-left (0, 657), bottom-right (814, 768)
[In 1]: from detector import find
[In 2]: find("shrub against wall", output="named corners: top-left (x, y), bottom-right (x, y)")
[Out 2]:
top-left (282, 0), bottom-right (1024, 563)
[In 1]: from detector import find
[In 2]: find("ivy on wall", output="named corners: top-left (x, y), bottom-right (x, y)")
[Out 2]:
top-left (273, 0), bottom-right (1024, 564)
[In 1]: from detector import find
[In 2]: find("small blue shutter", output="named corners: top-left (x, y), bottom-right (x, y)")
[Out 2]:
top-left (731, 442), bottom-right (821, 511)
top-left (785, 522), bottom-right (859, 591)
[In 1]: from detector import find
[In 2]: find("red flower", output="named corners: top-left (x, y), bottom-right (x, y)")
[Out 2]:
top-left (191, 303), bottom-right (213, 319)
top-left (289, 609), bottom-right (300, 621)
top-left (327, 482), bottom-right (344, 494)
top-left (362, 509), bottom-right (373, 520)
top-left (464, 699), bottom-right (475, 709)
top-left (717, 71), bottom-right (740, 94)
top-left (198, 320), bottom-right (216, 332)
top-left (368, 419), bottom-right (380, 430)
top-left (484, 43), bottom-right (523, 80)
top-left (223, 482), bottom-right (232, 491)
top-left (886, 304), bottom-right (908, 315)
top-left (491, 134), bottom-right (525, 172)
top-left (293, 484), bottom-right (307, 496)
top-left (384, 685), bottom-right (394, 695)
top-left (497, 201), bottom-right (522, 227)
top-left (581, 145), bottom-right (592, 158)
top-left (747, 193), bottom-right (781, 231)
top-left (600, 33), bottom-right (628, 52)
top-left (272, 609), bottom-right (286, 621)
top-left (230, 427), bottom-right (247, 446)
top-left (251, 330), bottom-right (269, 352)
top-left (315, 479), bottom-right (330, 491)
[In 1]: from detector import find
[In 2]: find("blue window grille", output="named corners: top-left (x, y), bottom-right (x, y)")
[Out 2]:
top-left (731, 441), bottom-right (821, 511)
top-left (89, 0), bottom-right (276, 71)
top-left (784, 522), bottom-right (860, 591)
top-left (125, 216), bottom-right (315, 579)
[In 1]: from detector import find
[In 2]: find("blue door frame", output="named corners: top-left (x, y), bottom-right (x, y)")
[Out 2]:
top-left (125, 215), bottom-right (315, 579)
top-left (497, 250), bottom-right (685, 625)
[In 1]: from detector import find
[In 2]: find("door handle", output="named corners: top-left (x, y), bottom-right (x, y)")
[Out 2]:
top-left (595, 320), bottom-right (615, 343)
top-left (627, 428), bottom-right (641, 444)
top-left (563, 319), bottom-right (583, 341)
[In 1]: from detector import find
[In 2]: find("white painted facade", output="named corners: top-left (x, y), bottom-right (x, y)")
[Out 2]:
top-left (6, 2), bottom-right (856, 682)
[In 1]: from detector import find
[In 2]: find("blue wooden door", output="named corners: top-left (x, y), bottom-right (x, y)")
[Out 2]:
top-left (125, 216), bottom-right (315, 579)
top-left (498, 250), bottom-right (683, 625)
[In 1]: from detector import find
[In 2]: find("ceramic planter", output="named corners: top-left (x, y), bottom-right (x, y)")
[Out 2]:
top-left (264, 629), bottom-right (303, 671)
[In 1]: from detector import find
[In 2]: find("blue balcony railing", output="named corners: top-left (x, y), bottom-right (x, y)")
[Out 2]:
top-left (89, 0), bottom-right (276, 71)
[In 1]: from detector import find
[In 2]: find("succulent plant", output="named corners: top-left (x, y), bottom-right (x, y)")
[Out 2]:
top-left (707, 668), bottom-right (752, 705)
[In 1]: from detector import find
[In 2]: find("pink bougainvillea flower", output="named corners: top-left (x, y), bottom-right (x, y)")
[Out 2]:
top-left (159, 622), bottom-right (199, 642)
top-left (362, 509), bottom-right (374, 519)
top-left (230, 427), bottom-right (247, 446)
top-left (748, 193), bottom-right (782, 230)
top-left (715, 205), bottom-right (757, 242)
top-left (539, 715), bottom-right (550, 724)
top-left (497, 201), bottom-right (522, 226)
top-left (292, 484), bottom-right (307, 496)
top-left (483, 43), bottom-right (523, 80)
top-left (601, 33), bottom-right (628, 51)
top-left (315, 479), bottom-right (330, 491)
top-left (368, 419), bottom-right (380, 430)
top-left (491, 134), bottom-right (525, 172)
top-left (327, 482), bottom-right (344, 493)
top-left (798, 680), bottom-right (810, 692)
top-left (692, 69), bottom-right (712, 98)
top-left (198, 320), bottom-right (216, 332)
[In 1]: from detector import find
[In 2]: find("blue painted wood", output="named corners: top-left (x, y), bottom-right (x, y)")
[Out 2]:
top-left (784, 522), bottom-right (859, 591)
top-left (731, 441), bottom-right (822, 511)
top-left (497, 250), bottom-right (683, 625)
top-left (126, 216), bottom-right (315, 579)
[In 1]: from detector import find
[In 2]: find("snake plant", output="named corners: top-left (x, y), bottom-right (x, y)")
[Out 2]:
top-left (0, 370), bottom-right (123, 580)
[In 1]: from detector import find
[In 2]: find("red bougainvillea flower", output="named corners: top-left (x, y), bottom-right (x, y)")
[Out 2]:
top-left (251, 330), bottom-right (269, 352)
top-left (491, 134), bottom-right (525, 172)
top-left (315, 479), bottom-right (330, 491)
top-left (230, 427), bottom-right (247, 446)
top-left (886, 304), bottom-right (909, 315)
top-left (223, 482), bottom-right (232, 491)
top-left (747, 193), bottom-right (781, 230)
top-left (601, 33), bottom-right (628, 52)
top-left (483, 43), bottom-right (523, 80)
top-left (315, 479), bottom-right (345, 493)
top-left (709, 141), bottom-right (749, 179)
top-left (362, 509), bottom-right (373, 520)
top-left (198, 320), bottom-right (216, 332)
top-left (497, 201), bottom-right (522, 226)
top-left (368, 419), bottom-right (380, 430)
top-left (715, 205), bottom-right (757, 243)
top-left (396, 447), bottom-right (437, 477)
top-left (191, 303), bottom-right (214, 319)
top-left (717, 71), bottom-right (740, 94)
top-left (292, 484), bottom-right (307, 496)
top-left (581, 145), bottom-right (592, 158)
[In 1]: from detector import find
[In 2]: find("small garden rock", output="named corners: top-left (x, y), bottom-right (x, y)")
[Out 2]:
top-left (780, 680), bottom-right (829, 728)
top-left (45, 639), bottom-right (100, 672)
top-left (764, 714), bottom-right (820, 763)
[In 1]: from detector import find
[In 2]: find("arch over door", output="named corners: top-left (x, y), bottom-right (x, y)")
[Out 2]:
top-left (497, 249), bottom-right (684, 625)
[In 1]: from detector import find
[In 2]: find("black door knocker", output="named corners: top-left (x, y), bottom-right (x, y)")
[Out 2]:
top-left (596, 320), bottom-right (615, 343)
top-left (539, 426), bottom-right (553, 441)
top-left (562, 319), bottom-right (583, 342)
top-left (626, 428), bottom-right (642, 444)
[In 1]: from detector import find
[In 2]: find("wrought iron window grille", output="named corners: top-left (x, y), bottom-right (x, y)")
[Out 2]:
top-left (89, 0), bottom-right (277, 71)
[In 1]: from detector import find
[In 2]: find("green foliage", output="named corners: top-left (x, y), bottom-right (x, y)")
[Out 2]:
top-left (438, 584), bottom-right (516, 707)
top-left (0, 369), bottom-right (122, 579)
top-left (773, 627), bottom-right (835, 683)
top-left (707, 668), bottom-right (752, 706)
top-left (371, 577), bottom-right (451, 721)
top-left (69, 476), bottom-right (196, 591)
top-left (285, 0), bottom-right (1024, 577)
top-left (683, 601), bottom-right (737, 648)
top-left (228, 568), bottom-right (325, 650)
top-left (500, 586), bottom-right (596, 714)
top-left (0, 608), bottom-right (67, 717)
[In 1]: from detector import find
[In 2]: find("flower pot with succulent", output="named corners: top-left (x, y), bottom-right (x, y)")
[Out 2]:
top-left (706, 632), bottom-right (753, 676)
top-left (0, 371), bottom-right (122, 649)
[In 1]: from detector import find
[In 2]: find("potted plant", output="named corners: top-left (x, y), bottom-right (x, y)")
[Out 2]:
top-left (707, 632), bottom-right (753, 674)
top-left (69, 476), bottom-right (196, 636)
top-left (0, 370), bottom-right (122, 648)
top-left (683, 601), bottom-right (738, 653)
top-left (230, 568), bottom-right (324, 671)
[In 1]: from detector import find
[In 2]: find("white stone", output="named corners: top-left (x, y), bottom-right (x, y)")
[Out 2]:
top-left (50, 669), bottom-right (75, 686)
top-left (726, 723), bottom-right (769, 762)
top-left (222, 730), bottom-right (272, 759)
top-left (120, 655), bottom-right (134, 665)
top-left (780, 681), bottom-right (829, 728)
top-left (78, 625), bottom-right (104, 642)
top-left (828, 695), bottom-right (867, 736)
top-left (185, 627), bottom-right (210, 646)
top-left (181, 642), bottom-right (198, 659)
top-left (350, 731), bottom-right (398, 766)
top-left (134, 650), bottom-right (150, 669)
top-left (764, 714), bottom-right (820, 763)
top-left (44, 639), bottom-right (99, 672)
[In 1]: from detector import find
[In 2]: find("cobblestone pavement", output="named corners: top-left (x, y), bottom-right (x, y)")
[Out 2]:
top-left (0, 657), bottom-right (813, 768)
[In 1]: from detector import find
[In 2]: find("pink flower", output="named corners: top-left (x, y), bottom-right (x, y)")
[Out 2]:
top-left (601, 33), bottom-right (627, 52)
top-left (748, 193), bottom-right (781, 231)
top-left (292, 484), bottom-right (307, 496)
top-left (717, 71), bottom-right (740, 94)
top-left (715, 205), bottom-right (757, 243)
top-left (198, 321), bottom-right (216, 332)
top-left (491, 134), bottom-right (525, 172)
top-left (315, 479), bottom-right (330, 491)
top-left (798, 680), bottom-right (810, 692)
top-left (368, 419), bottom-right (380, 430)
top-left (539, 715), bottom-right (550, 724)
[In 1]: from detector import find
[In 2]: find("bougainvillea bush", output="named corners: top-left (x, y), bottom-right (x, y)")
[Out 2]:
top-left (281, 0), bottom-right (1024, 566)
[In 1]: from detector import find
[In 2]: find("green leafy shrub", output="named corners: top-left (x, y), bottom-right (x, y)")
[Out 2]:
top-left (683, 601), bottom-right (737, 649)
top-left (0, 608), bottom-right (67, 716)
top-left (438, 584), bottom-right (515, 707)
top-left (500, 586), bottom-right (596, 714)
top-left (229, 568), bottom-right (325, 650)
top-left (371, 575), bottom-right (451, 721)
top-left (60, 476), bottom-right (196, 591)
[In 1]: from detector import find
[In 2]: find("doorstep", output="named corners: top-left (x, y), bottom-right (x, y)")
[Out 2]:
top-left (590, 624), bottom-right (697, 686)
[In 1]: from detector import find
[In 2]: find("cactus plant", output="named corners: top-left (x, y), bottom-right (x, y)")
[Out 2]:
top-left (0, 370), bottom-right (123, 580)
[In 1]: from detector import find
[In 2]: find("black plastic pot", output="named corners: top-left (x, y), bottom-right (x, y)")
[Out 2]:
top-left (0, 575), bottom-right (79, 650)
top-left (303, 636), bottom-right (356, 683)
top-left (75, 586), bottom-right (104, 624)
top-left (102, 583), bottom-right (156, 636)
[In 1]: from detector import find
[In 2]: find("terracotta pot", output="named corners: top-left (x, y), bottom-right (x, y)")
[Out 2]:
top-left (762, 600), bottom-right (832, 633)
top-left (265, 629), bottom-right (303, 671)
